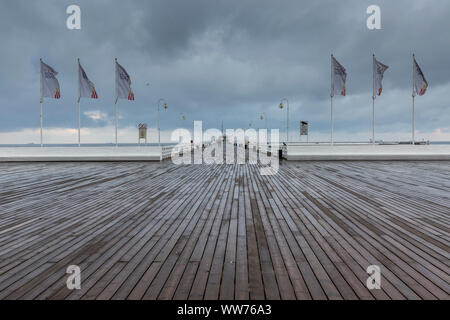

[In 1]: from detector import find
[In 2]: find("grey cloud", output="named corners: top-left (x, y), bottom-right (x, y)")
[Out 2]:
top-left (0, 0), bottom-right (449, 140)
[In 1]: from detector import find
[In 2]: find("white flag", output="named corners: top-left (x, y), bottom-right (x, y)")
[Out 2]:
top-left (331, 56), bottom-right (347, 96)
top-left (413, 57), bottom-right (428, 96)
top-left (115, 60), bottom-right (134, 101)
top-left (78, 60), bottom-right (98, 99)
top-left (373, 56), bottom-right (389, 96)
top-left (41, 60), bottom-right (60, 99)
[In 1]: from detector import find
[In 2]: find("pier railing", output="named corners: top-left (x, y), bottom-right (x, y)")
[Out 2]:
top-left (161, 145), bottom-right (175, 160)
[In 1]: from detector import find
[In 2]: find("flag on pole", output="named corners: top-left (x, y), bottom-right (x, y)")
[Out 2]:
top-left (78, 60), bottom-right (98, 99)
top-left (331, 56), bottom-right (347, 96)
top-left (115, 61), bottom-right (134, 101)
top-left (413, 57), bottom-right (428, 96)
top-left (41, 60), bottom-right (60, 99)
top-left (373, 56), bottom-right (389, 96)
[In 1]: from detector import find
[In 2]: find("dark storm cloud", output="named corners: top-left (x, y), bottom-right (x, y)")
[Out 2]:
top-left (0, 0), bottom-right (449, 140)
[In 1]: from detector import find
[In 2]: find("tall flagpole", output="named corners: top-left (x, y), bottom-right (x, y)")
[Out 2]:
top-left (115, 58), bottom-right (118, 147)
top-left (287, 99), bottom-right (290, 143)
top-left (77, 58), bottom-right (81, 147)
top-left (372, 54), bottom-right (376, 145)
top-left (40, 58), bottom-right (43, 147)
top-left (412, 54), bottom-right (415, 145)
top-left (330, 54), bottom-right (334, 145)
top-left (158, 101), bottom-right (160, 145)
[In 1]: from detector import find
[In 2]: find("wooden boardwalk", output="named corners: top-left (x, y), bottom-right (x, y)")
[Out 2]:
top-left (0, 160), bottom-right (449, 300)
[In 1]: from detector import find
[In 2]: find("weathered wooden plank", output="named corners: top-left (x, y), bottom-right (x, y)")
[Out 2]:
top-left (0, 160), bottom-right (448, 300)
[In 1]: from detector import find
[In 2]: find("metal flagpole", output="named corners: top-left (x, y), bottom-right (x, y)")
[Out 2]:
top-left (115, 58), bottom-right (118, 147)
top-left (78, 100), bottom-right (81, 147)
top-left (372, 54), bottom-right (376, 145)
top-left (412, 54), bottom-right (415, 145)
top-left (331, 96), bottom-right (334, 145)
top-left (287, 100), bottom-right (290, 143)
top-left (158, 101), bottom-right (160, 145)
top-left (330, 54), bottom-right (334, 146)
top-left (78, 99), bottom-right (81, 147)
top-left (40, 101), bottom-right (43, 147)
top-left (115, 100), bottom-right (118, 147)
top-left (40, 58), bottom-right (43, 148)
top-left (77, 58), bottom-right (81, 147)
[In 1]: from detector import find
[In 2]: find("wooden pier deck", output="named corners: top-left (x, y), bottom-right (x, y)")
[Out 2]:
top-left (0, 161), bottom-right (449, 300)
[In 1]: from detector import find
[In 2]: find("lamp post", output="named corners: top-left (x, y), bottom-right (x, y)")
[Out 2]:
top-left (259, 113), bottom-right (267, 130)
top-left (279, 98), bottom-right (289, 142)
top-left (157, 98), bottom-right (168, 145)
top-left (180, 113), bottom-right (186, 128)
top-left (177, 113), bottom-right (186, 143)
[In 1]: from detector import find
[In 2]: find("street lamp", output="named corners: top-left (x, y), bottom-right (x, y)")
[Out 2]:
top-left (179, 113), bottom-right (186, 129)
top-left (157, 98), bottom-right (168, 145)
top-left (279, 98), bottom-right (289, 142)
top-left (259, 113), bottom-right (267, 130)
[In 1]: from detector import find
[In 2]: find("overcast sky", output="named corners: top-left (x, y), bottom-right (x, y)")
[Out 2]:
top-left (0, 0), bottom-right (449, 143)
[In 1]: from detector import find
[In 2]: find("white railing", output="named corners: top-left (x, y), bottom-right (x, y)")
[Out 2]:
top-left (280, 140), bottom-right (430, 146)
top-left (257, 143), bottom-right (282, 158)
top-left (161, 146), bottom-right (175, 160)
